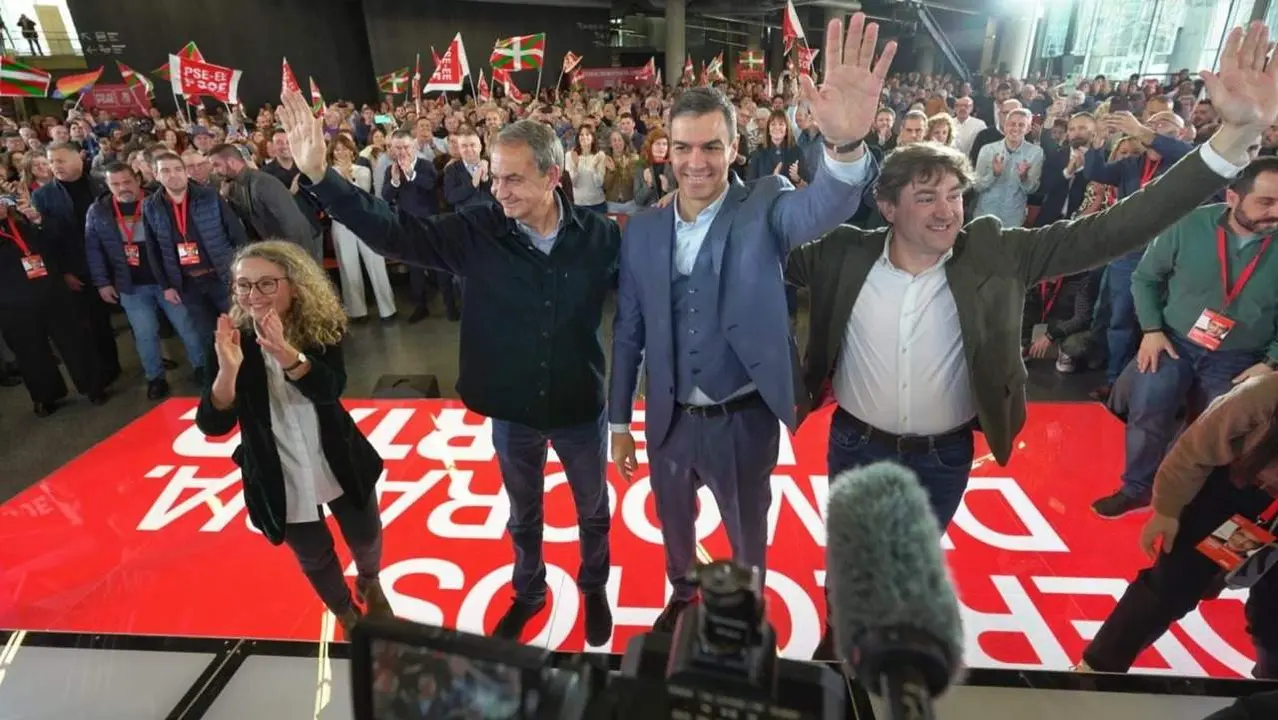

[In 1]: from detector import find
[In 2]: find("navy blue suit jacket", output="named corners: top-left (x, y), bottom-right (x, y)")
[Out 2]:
top-left (609, 154), bottom-right (873, 448)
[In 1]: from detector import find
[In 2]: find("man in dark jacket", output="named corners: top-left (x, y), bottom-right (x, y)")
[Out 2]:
top-left (208, 143), bottom-right (318, 262)
top-left (442, 127), bottom-right (496, 210)
top-left (33, 141), bottom-right (121, 385)
top-left (1033, 113), bottom-right (1097, 227)
top-left (384, 130), bottom-right (457, 322)
top-left (0, 200), bottom-right (105, 415)
top-left (86, 162), bottom-right (207, 399)
top-left (146, 151), bottom-right (248, 342)
top-left (282, 93), bottom-right (617, 649)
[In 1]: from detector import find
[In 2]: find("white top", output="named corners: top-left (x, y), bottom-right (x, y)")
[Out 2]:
top-left (954, 116), bottom-right (987, 155)
top-left (263, 352), bottom-right (345, 523)
top-left (833, 239), bottom-right (974, 436)
top-left (566, 150), bottom-right (608, 207)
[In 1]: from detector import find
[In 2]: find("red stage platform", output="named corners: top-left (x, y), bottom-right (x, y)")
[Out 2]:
top-left (0, 400), bottom-right (1259, 679)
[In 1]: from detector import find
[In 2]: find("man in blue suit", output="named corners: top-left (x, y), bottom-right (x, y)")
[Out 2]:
top-left (608, 14), bottom-right (896, 631)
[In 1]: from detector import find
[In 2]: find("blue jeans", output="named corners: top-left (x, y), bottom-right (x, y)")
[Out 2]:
top-left (490, 410), bottom-right (610, 604)
top-left (1105, 251), bottom-right (1143, 384)
top-left (118, 285), bottom-right (206, 380)
top-left (182, 273), bottom-right (230, 342)
top-left (827, 408), bottom-right (975, 528)
top-left (1120, 333), bottom-right (1263, 501)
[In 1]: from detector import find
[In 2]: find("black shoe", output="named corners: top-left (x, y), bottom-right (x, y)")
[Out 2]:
top-left (445, 307), bottom-right (461, 322)
top-left (146, 377), bottom-right (170, 400)
top-left (350, 315), bottom-right (369, 325)
top-left (1089, 385), bottom-right (1112, 403)
top-left (583, 590), bottom-right (613, 647)
top-left (492, 598), bottom-right (546, 641)
top-left (652, 597), bottom-right (695, 634)
top-left (380, 312), bottom-right (399, 324)
top-left (1091, 490), bottom-right (1149, 519)
top-left (161, 358), bottom-right (178, 371)
top-left (407, 306), bottom-right (430, 324)
top-left (33, 401), bottom-right (57, 417)
top-left (87, 392), bottom-right (108, 406)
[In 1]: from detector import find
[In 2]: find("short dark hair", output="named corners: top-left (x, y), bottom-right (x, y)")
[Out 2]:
top-left (102, 161), bottom-right (134, 177)
top-left (390, 129), bottom-right (413, 142)
top-left (208, 143), bottom-right (244, 160)
top-left (271, 127), bottom-right (288, 137)
top-left (669, 87), bottom-right (737, 141)
top-left (1231, 156), bottom-right (1278, 196)
top-left (902, 110), bottom-right (929, 125)
top-left (46, 141), bottom-right (81, 155)
top-left (1069, 111), bottom-right (1096, 122)
top-left (874, 142), bottom-right (974, 205)
top-left (152, 150), bottom-right (183, 167)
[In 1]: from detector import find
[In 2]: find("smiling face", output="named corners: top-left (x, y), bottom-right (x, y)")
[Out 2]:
top-left (233, 256), bottom-right (293, 323)
top-left (669, 110), bottom-right (735, 204)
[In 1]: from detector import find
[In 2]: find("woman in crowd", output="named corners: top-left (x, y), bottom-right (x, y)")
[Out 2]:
top-left (196, 241), bottom-right (392, 636)
top-left (1077, 374), bottom-right (1278, 677)
top-left (565, 122), bottom-right (608, 214)
top-left (927, 112), bottom-right (958, 147)
top-left (633, 128), bottom-right (674, 207)
top-left (21, 153), bottom-right (52, 195)
top-left (328, 136), bottom-right (396, 323)
top-left (746, 109), bottom-right (802, 181)
top-left (602, 128), bottom-right (639, 215)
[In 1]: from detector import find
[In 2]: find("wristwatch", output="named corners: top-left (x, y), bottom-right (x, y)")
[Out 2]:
top-left (283, 352), bottom-right (308, 372)
top-left (822, 137), bottom-right (865, 154)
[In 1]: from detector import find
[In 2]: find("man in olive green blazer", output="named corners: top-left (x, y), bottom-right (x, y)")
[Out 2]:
top-left (787, 24), bottom-right (1276, 539)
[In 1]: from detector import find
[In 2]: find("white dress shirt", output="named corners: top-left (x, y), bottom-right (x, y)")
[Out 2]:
top-left (609, 149), bottom-right (873, 431)
top-left (834, 239), bottom-right (972, 436)
top-left (263, 352), bottom-right (345, 523)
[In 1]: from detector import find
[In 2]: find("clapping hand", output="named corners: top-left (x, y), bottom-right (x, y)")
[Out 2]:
top-left (254, 308), bottom-right (294, 362)
top-left (992, 153), bottom-right (1005, 176)
top-left (799, 13), bottom-right (897, 152)
top-left (788, 161), bottom-right (802, 182)
top-left (1016, 160), bottom-right (1031, 178)
top-left (276, 90), bottom-right (329, 182)
top-left (214, 314), bottom-right (243, 375)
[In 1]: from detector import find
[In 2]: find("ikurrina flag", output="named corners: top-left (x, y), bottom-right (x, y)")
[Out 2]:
top-left (490, 33), bottom-right (545, 71)
top-left (0, 57), bottom-right (51, 97)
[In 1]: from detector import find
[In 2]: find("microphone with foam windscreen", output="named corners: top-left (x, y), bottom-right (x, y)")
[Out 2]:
top-left (825, 461), bottom-right (964, 720)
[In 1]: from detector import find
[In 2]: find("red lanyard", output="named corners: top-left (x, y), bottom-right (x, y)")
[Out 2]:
top-left (171, 195), bottom-right (189, 241)
top-left (1139, 156), bottom-right (1158, 187)
top-left (0, 216), bottom-right (31, 255)
top-left (1039, 278), bottom-right (1063, 323)
top-left (1216, 227), bottom-right (1272, 310)
top-left (113, 197), bottom-right (141, 246)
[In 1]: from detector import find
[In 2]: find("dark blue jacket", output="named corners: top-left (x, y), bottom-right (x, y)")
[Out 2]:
top-left (32, 175), bottom-right (107, 279)
top-left (382, 158), bottom-right (437, 218)
top-left (143, 182), bottom-right (249, 289)
top-left (442, 160), bottom-right (496, 210)
top-left (85, 195), bottom-right (167, 293)
top-left (1083, 133), bottom-right (1193, 200)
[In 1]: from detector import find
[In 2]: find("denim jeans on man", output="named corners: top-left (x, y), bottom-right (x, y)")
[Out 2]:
top-left (1105, 251), bottom-right (1144, 385)
top-left (1121, 333), bottom-right (1263, 501)
top-left (490, 410), bottom-right (610, 604)
top-left (117, 285), bottom-right (207, 380)
top-left (827, 407), bottom-right (975, 527)
top-left (182, 273), bottom-right (231, 341)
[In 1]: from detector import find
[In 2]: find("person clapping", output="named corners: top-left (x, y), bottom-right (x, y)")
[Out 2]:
top-left (195, 240), bottom-right (390, 637)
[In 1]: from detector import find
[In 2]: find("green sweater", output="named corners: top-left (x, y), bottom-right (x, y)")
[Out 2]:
top-left (1132, 203), bottom-right (1278, 361)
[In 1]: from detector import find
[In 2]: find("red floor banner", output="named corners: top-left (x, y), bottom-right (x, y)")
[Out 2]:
top-left (0, 400), bottom-right (1256, 678)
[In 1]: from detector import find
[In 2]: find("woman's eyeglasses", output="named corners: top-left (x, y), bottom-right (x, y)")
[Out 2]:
top-left (232, 276), bottom-right (287, 296)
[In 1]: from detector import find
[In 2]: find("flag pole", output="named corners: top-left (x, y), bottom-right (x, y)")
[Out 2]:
top-left (535, 63), bottom-right (544, 103)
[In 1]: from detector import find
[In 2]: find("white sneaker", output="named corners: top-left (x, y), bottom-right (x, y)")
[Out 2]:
top-left (1056, 352), bottom-right (1077, 374)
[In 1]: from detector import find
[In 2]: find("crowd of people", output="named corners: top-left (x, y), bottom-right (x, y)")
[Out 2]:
top-left (1, 13), bottom-right (1277, 682)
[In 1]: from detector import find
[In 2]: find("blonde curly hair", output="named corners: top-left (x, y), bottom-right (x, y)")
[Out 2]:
top-left (228, 240), bottom-right (347, 348)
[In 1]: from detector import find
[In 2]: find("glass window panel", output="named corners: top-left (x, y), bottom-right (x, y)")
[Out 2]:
top-left (0, 0), bottom-right (82, 55)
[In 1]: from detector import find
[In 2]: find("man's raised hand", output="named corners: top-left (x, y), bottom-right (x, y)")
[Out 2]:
top-left (277, 90), bottom-right (328, 182)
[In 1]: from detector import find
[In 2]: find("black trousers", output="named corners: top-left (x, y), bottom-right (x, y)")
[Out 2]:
top-left (1083, 467), bottom-right (1278, 677)
top-left (407, 267), bottom-right (458, 315)
top-left (74, 287), bottom-right (121, 382)
top-left (0, 293), bottom-right (104, 404)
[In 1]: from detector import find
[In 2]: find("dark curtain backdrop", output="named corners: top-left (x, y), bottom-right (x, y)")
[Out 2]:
top-left (361, 0), bottom-right (611, 97)
top-left (64, 0), bottom-right (376, 111)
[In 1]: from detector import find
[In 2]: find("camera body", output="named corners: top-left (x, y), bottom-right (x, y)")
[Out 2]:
top-left (352, 560), bottom-right (847, 719)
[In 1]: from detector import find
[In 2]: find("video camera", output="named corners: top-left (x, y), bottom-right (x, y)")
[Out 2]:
top-left (351, 560), bottom-right (847, 719)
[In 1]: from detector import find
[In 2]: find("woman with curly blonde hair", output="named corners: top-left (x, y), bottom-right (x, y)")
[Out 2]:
top-left (196, 240), bottom-right (391, 637)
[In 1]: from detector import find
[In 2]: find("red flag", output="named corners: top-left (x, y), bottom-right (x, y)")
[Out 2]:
top-left (308, 77), bottom-right (325, 114)
top-left (798, 46), bottom-right (818, 78)
top-left (782, 0), bottom-right (806, 54)
top-left (477, 69), bottom-right (491, 102)
top-left (636, 57), bottom-right (655, 82)
top-left (169, 54), bottom-right (242, 104)
top-left (281, 58), bottom-right (300, 96)
top-left (425, 34), bottom-right (470, 93)
top-left (431, 47), bottom-right (442, 67)
top-left (682, 55), bottom-right (694, 84)
top-left (568, 67), bottom-right (584, 86)
top-left (412, 53), bottom-right (421, 99)
top-left (493, 68), bottom-right (525, 103)
top-left (562, 51), bottom-right (582, 74)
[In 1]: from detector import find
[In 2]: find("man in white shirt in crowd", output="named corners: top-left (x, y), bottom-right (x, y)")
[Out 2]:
top-left (953, 96), bottom-right (987, 155)
top-left (972, 108), bottom-right (1043, 227)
